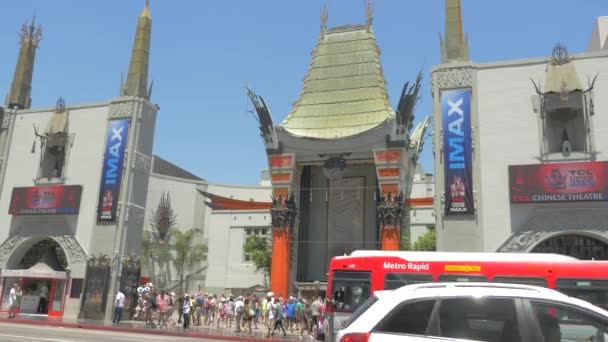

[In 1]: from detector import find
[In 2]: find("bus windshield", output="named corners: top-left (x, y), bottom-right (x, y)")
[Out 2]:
top-left (331, 270), bottom-right (371, 312)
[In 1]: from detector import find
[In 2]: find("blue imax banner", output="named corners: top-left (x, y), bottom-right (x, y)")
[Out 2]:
top-left (442, 89), bottom-right (474, 216)
top-left (97, 119), bottom-right (130, 222)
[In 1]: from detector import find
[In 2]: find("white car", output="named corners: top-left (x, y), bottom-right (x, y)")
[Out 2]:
top-left (337, 282), bottom-right (608, 342)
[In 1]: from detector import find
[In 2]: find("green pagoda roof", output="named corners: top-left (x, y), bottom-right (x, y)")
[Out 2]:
top-left (280, 24), bottom-right (394, 139)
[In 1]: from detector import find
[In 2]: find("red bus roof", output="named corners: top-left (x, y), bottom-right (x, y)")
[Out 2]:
top-left (337, 250), bottom-right (578, 262)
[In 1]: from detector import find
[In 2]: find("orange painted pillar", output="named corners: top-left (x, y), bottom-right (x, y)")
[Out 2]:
top-left (270, 228), bottom-right (290, 297)
top-left (381, 227), bottom-right (400, 250)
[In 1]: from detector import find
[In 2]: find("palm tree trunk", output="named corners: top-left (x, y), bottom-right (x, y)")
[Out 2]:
top-left (151, 258), bottom-right (157, 285)
top-left (179, 272), bottom-right (184, 295)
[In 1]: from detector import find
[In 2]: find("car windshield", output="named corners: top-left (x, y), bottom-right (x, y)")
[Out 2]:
top-left (341, 294), bottom-right (379, 329)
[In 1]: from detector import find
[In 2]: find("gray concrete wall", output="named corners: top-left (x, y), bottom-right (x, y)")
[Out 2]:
top-left (433, 52), bottom-right (608, 252)
top-left (0, 104), bottom-right (109, 257)
top-left (204, 210), bottom-right (270, 294)
top-left (476, 55), bottom-right (608, 251)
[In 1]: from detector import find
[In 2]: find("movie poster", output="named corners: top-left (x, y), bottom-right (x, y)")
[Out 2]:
top-left (80, 266), bottom-right (110, 320)
top-left (97, 120), bottom-right (130, 222)
top-left (442, 89), bottom-right (474, 216)
top-left (509, 161), bottom-right (608, 203)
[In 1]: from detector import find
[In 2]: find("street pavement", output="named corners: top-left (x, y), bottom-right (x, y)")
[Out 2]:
top-left (0, 321), bottom-right (226, 341)
top-left (0, 315), bottom-right (313, 341)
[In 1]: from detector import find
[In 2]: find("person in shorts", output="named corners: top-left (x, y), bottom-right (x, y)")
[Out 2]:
top-left (285, 297), bottom-right (296, 332)
top-left (226, 296), bottom-right (235, 328)
top-left (156, 290), bottom-right (170, 328)
top-left (167, 292), bottom-right (177, 325)
top-left (194, 292), bottom-right (204, 325)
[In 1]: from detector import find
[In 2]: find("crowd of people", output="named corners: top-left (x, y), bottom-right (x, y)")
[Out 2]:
top-left (115, 283), bottom-right (330, 339)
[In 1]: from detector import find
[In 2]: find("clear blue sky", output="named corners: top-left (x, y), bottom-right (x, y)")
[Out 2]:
top-left (0, 1), bottom-right (605, 185)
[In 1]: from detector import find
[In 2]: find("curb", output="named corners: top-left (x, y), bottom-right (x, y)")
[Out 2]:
top-left (0, 318), bottom-right (288, 342)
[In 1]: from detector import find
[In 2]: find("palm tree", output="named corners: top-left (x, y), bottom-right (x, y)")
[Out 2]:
top-left (171, 228), bottom-right (208, 294)
top-left (140, 230), bottom-right (158, 285)
top-left (141, 192), bottom-right (178, 287)
top-left (151, 192), bottom-right (177, 245)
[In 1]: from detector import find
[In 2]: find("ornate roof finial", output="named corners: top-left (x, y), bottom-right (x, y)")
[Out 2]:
top-left (141, 0), bottom-right (151, 18)
top-left (19, 15), bottom-right (43, 47)
top-left (366, 0), bottom-right (374, 31)
top-left (320, 4), bottom-right (328, 37)
top-left (8, 14), bottom-right (43, 109)
top-left (551, 43), bottom-right (571, 65)
top-left (56, 97), bottom-right (66, 113)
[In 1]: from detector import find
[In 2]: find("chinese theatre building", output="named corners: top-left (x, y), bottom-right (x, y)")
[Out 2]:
top-left (432, 1), bottom-right (608, 258)
top-left (248, 6), bottom-right (430, 296)
top-left (0, 3), bottom-right (157, 320)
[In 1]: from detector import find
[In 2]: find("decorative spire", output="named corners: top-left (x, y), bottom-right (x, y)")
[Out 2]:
top-left (440, 0), bottom-right (469, 63)
top-left (7, 16), bottom-right (43, 109)
top-left (365, 0), bottom-right (374, 31)
top-left (141, 0), bottom-right (151, 18)
top-left (320, 4), bottom-right (328, 37)
top-left (123, 0), bottom-right (152, 99)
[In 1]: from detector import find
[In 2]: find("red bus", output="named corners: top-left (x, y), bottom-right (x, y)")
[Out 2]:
top-left (326, 250), bottom-right (608, 314)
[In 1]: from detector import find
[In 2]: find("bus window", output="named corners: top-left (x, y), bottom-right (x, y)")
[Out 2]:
top-left (331, 270), bottom-right (371, 312)
top-left (493, 276), bottom-right (548, 287)
top-left (438, 274), bottom-right (488, 282)
top-left (555, 278), bottom-right (608, 310)
top-left (384, 273), bottom-right (434, 290)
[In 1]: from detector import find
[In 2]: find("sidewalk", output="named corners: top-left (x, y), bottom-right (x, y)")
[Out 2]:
top-left (0, 314), bottom-right (313, 342)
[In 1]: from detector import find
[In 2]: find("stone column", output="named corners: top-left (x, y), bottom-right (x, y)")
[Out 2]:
top-left (374, 149), bottom-right (408, 250)
top-left (267, 154), bottom-right (297, 297)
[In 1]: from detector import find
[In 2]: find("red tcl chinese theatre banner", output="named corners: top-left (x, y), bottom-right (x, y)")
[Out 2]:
top-left (509, 162), bottom-right (608, 203)
top-left (9, 185), bottom-right (83, 215)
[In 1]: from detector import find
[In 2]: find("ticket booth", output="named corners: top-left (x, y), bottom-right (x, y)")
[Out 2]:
top-left (0, 263), bottom-right (68, 317)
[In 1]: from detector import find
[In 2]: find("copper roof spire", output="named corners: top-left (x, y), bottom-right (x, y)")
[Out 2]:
top-left (123, 0), bottom-right (152, 99)
top-left (440, 0), bottom-right (469, 63)
top-left (320, 4), bottom-right (328, 37)
top-left (7, 16), bottom-right (42, 109)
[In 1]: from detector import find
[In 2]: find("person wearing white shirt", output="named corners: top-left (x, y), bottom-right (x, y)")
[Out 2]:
top-left (234, 296), bottom-right (244, 333)
top-left (266, 298), bottom-right (275, 338)
top-left (112, 289), bottom-right (126, 324)
top-left (8, 283), bottom-right (22, 319)
top-left (37, 283), bottom-right (49, 313)
top-left (182, 294), bottom-right (192, 330)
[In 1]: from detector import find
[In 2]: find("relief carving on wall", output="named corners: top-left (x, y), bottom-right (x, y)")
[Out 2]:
top-left (87, 254), bottom-right (113, 268)
top-left (0, 236), bottom-right (28, 263)
top-left (54, 235), bottom-right (88, 264)
top-left (271, 193), bottom-right (297, 231)
top-left (108, 101), bottom-right (135, 119)
top-left (0, 235), bottom-right (88, 265)
top-left (432, 67), bottom-right (474, 97)
top-left (376, 192), bottom-right (405, 229)
top-left (121, 254), bottom-right (141, 271)
top-left (497, 231), bottom-right (549, 253)
top-left (1, 108), bottom-right (10, 129)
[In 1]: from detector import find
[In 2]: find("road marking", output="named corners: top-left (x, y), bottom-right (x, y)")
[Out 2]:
top-left (0, 334), bottom-right (80, 342)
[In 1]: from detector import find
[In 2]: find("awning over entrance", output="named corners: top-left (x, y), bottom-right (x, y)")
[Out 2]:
top-left (1, 262), bottom-right (67, 279)
top-left (497, 208), bottom-right (608, 253)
